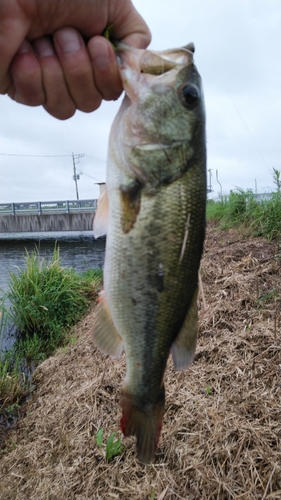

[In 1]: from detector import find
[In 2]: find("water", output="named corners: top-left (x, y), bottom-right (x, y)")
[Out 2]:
top-left (0, 231), bottom-right (105, 351)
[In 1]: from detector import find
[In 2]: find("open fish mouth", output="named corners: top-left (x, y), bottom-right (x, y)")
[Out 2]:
top-left (114, 42), bottom-right (197, 108)
top-left (115, 42), bottom-right (195, 97)
top-left (116, 42), bottom-right (195, 75)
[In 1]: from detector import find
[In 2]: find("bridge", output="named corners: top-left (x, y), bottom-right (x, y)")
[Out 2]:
top-left (0, 199), bottom-right (97, 233)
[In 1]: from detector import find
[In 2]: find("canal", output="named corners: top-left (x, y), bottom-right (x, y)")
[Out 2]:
top-left (0, 231), bottom-right (105, 352)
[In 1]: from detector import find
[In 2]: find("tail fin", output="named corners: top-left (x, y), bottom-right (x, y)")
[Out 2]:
top-left (120, 387), bottom-right (165, 464)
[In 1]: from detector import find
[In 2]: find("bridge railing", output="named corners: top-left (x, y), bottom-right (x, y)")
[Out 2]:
top-left (0, 199), bottom-right (97, 215)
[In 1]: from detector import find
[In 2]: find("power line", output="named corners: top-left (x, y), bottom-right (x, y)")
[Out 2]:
top-left (0, 153), bottom-right (72, 157)
top-left (0, 152), bottom-right (107, 163)
top-left (85, 154), bottom-right (106, 163)
top-left (78, 169), bottom-right (103, 182)
top-left (225, 90), bottom-right (271, 171)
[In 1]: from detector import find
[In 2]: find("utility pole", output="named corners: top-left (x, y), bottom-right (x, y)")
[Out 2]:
top-left (207, 168), bottom-right (212, 193)
top-left (216, 170), bottom-right (223, 199)
top-left (72, 153), bottom-right (84, 200)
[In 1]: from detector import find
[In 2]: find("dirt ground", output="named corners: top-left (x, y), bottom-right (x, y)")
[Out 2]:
top-left (0, 223), bottom-right (280, 500)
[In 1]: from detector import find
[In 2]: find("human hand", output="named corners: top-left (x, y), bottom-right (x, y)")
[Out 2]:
top-left (0, 0), bottom-right (151, 119)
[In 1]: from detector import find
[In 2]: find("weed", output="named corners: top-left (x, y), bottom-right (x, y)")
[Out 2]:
top-left (105, 433), bottom-right (124, 461)
top-left (6, 403), bottom-right (20, 414)
top-left (0, 299), bottom-right (12, 352)
top-left (7, 246), bottom-right (103, 357)
top-left (207, 186), bottom-right (281, 241)
top-left (96, 428), bottom-right (124, 461)
top-left (257, 289), bottom-right (278, 303)
top-left (0, 358), bottom-right (26, 409)
top-left (96, 428), bottom-right (104, 447)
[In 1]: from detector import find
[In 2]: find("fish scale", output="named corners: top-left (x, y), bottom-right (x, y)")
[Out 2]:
top-left (93, 42), bottom-right (206, 463)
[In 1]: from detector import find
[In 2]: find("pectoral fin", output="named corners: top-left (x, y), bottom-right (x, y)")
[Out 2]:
top-left (93, 291), bottom-right (123, 358)
top-left (120, 180), bottom-right (142, 233)
top-left (93, 188), bottom-right (108, 238)
top-left (171, 286), bottom-right (198, 371)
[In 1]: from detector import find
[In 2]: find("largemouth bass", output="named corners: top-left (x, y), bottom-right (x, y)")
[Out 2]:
top-left (93, 42), bottom-right (206, 464)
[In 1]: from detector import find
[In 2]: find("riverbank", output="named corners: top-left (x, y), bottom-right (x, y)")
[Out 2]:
top-left (0, 245), bottom-right (103, 431)
top-left (0, 224), bottom-right (280, 499)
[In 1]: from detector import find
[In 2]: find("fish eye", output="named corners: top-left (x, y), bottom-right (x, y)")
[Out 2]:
top-left (181, 84), bottom-right (199, 109)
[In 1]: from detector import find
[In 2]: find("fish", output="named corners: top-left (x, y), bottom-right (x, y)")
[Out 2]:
top-left (93, 42), bottom-right (206, 464)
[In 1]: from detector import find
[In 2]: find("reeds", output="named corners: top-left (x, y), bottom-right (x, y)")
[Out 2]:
top-left (207, 188), bottom-right (281, 241)
top-left (7, 246), bottom-right (102, 349)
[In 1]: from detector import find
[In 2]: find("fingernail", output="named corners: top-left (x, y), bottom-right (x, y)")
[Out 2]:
top-left (91, 40), bottom-right (110, 69)
top-left (18, 40), bottom-right (31, 54)
top-left (56, 28), bottom-right (82, 54)
top-left (34, 38), bottom-right (54, 57)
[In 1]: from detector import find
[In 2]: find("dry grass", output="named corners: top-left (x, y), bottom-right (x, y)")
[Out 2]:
top-left (0, 224), bottom-right (280, 499)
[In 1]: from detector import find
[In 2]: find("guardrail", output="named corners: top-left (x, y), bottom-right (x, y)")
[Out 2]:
top-left (0, 199), bottom-right (97, 215)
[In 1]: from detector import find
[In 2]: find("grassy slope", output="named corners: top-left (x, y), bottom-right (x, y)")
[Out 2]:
top-left (0, 224), bottom-right (280, 499)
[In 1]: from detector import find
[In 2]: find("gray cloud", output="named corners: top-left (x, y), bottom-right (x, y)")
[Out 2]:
top-left (0, 0), bottom-right (280, 202)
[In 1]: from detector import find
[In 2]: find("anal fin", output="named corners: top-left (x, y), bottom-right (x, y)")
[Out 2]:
top-left (93, 290), bottom-right (123, 358)
top-left (171, 286), bottom-right (198, 371)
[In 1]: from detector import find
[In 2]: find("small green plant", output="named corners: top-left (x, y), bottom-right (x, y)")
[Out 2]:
top-left (96, 428), bottom-right (124, 461)
top-left (6, 403), bottom-right (20, 414)
top-left (0, 358), bottom-right (26, 409)
top-left (205, 385), bottom-right (212, 395)
top-left (96, 427), bottom-right (104, 447)
top-left (257, 289), bottom-right (278, 303)
top-left (105, 433), bottom-right (124, 461)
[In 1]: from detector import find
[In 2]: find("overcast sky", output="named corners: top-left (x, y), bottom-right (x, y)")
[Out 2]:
top-left (0, 0), bottom-right (280, 203)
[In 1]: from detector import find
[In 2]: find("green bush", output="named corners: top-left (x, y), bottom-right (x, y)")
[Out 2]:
top-left (249, 192), bottom-right (281, 240)
top-left (1, 247), bottom-right (103, 421)
top-left (207, 189), bottom-right (281, 241)
top-left (7, 246), bottom-right (102, 357)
